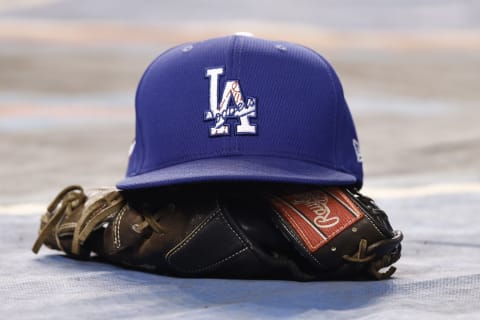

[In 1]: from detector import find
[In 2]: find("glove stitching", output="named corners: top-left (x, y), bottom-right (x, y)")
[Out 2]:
top-left (216, 208), bottom-right (248, 246)
top-left (177, 247), bottom-right (250, 274)
top-left (271, 193), bottom-right (362, 252)
top-left (351, 200), bottom-right (384, 238)
top-left (113, 205), bottom-right (128, 249)
top-left (81, 204), bottom-right (108, 236)
top-left (80, 193), bottom-right (123, 235)
top-left (273, 203), bottom-right (317, 250)
top-left (166, 207), bottom-right (221, 265)
top-left (348, 189), bottom-right (392, 238)
top-left (167, 204), bottom-right (250, 273)
top-left (332, 189), bottom-right (385, 238)
top-left (272, 209), bottom-right (326, 269)
top-left (362, 211), bottom-right (385, 237)
top-left (272, 195), bottom-right (357, 255)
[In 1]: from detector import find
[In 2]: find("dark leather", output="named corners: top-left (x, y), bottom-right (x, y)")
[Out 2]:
top-left (34, 184), bottom-right (402, 281)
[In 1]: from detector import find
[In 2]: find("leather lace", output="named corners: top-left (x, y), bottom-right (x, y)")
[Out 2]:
top-left (131, 210), bottom-right (165, 234)
top-left (343, 231), bottom-right (403, 280)
top-left (32, 186), bottom-right (125, 256)
top-left (342, 188), bottom-right (403, 280)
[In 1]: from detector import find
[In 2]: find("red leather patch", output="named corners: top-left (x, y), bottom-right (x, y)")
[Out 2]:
top-left (270, 188), bottom-right (364, 252)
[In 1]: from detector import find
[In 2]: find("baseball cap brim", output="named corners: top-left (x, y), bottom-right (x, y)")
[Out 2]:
top-left (116, 156), bottom-right (358, 190)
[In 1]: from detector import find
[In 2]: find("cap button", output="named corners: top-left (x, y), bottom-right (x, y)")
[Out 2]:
top-left (234, 32), bottom-right (255, 37)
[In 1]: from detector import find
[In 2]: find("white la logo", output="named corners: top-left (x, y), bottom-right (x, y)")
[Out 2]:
top-left (204, 67), bottom-right (257, 136)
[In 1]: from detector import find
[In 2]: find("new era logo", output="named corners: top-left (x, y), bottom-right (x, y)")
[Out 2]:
top-left (204, 67), bottom-right (257, 136)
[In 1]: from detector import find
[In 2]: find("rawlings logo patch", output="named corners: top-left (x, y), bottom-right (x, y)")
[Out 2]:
top-left (270, 188), bottom-right (364, 252)
top-left (290, 191), bottom-right (340, 229)
top-left (204, 67), bottom-right (257, 136)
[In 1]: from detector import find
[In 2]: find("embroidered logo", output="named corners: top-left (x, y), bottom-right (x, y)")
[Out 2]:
top-left (290, 191), bottom-right (340, 229)
top-left (270, 188), bottom-right (364, 252)
top-left (204, 67), bottom-right (257, 136)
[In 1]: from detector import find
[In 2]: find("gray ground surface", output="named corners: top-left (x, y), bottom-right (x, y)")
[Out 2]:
top-left (0, 0), bottom-right (479, 319)
top-left (2, 193), bottom-right (480, 319)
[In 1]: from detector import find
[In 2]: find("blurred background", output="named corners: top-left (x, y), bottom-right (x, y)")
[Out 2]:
top-left (0, 0), bottom-right (479, 205)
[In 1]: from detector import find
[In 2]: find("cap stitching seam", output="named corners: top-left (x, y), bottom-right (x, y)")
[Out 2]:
top-left (316, 55), bottom-right (339, 173)
top-left (301, 46), bottom-right (339, 172)
top-left (137, 152), bottom-right (354, 177)
top-left (134, 45), bottom-right (182, 175)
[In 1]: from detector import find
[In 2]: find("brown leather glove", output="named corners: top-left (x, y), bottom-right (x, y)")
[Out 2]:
top-left (33, 184), bottom-right (402, 280)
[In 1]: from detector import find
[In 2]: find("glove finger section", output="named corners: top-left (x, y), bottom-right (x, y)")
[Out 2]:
top-left (269, 187), bottom-right (402, 280)
top-left (165, 207), bottom-right (261, 278)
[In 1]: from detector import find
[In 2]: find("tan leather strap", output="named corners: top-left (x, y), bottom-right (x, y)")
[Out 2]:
top-left (32, 186), bottom-right (86, 254)
top-left (71, 192), bottom-right (125, 255)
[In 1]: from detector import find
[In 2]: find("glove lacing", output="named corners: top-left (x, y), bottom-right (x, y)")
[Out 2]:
top-left (32, 185), bottom-right (86, 254)
top-left (32, 185), bottom-right (126, 256)
top-left (342, 235), bottom-right (402, 280)
top-left (342, 188), bottom-right (403, 280)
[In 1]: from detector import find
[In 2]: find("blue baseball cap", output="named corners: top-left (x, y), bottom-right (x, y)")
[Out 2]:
top-left (117, 34), bottom-right (363, 190)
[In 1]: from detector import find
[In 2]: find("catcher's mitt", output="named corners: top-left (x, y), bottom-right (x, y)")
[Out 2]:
top-left (32, 184), bottom-right (402, 280)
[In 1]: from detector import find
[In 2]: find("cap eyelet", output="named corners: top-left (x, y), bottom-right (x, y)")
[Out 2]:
top-left (275, 44), bottom-right (287, 51)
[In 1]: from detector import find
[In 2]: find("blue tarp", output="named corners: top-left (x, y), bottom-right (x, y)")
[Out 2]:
top-left (1, 191), bottom-right (479, 319)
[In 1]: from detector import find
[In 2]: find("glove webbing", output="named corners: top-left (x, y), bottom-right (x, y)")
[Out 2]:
top-left (343, 231), bottom-right (403, 280)
top-left (32, 186), bottom-right (125, 256)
